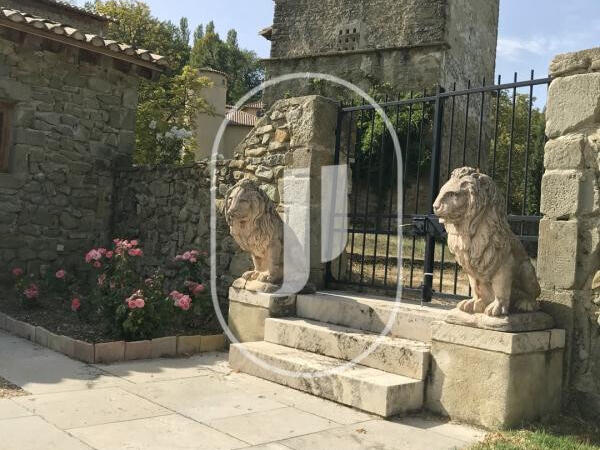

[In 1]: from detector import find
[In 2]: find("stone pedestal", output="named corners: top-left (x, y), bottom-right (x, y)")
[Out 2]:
top-left (228, 287), bottom-right (296, 343)
top-left (426, 315), bottom-right (565, 430)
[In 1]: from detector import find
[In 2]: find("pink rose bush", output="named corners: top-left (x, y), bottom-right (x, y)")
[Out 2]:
top-left (10, 241), bottom-right (211, 341)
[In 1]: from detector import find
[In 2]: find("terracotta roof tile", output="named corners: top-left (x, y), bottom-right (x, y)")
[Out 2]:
top-left (226, 108), bottom-right (258, 127)
top-left (0, 6), bottom-right (167, 69)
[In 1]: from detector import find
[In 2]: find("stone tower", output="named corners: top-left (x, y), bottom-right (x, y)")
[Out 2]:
top-left (260, 0), bottom-right (500, 104)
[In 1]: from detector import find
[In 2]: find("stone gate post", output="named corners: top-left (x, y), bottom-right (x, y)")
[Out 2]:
top-left (538, 47), bottom-right (600, 416)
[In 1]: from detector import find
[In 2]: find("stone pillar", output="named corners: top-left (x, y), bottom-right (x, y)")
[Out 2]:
top-left (426, 320), bottom-right (565, 430)
top-left (538, 47), bottom-right (600, 417)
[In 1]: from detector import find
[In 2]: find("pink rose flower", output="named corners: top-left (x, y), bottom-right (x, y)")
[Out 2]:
top-left (130, 240), bottom-right (139, 247)
top-left (134, 298), bottom-right (145, 309)
top-left (24, 284), bottom-right (39, 300)
top-left (192, 283), bottom-right (205, 296)
top-left (128, 248), bottom-right (143, 257)
top-left (11, 268), bottom-right (24, 277)
top-left (71, 298), bottom-right (81, 312)
top-left (175, 294), bottom-right (192, 311)
top-left (127, 299), bottom-right (137, 310)
top-left (98, 248), bottom-right (107, 255)
top-left (170, 290), bottom-right (184, 301)
top-left (55, 269), bottom-right (66, 279)
top-left (93, 261), bottom-right (102, 269)
top-left (85, 249), bottom-right (103, 264)
top-left (105, 251), bottom-right (113, 259)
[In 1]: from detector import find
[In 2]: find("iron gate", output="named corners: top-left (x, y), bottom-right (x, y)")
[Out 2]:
top-left (325, 73), bottom-right (551, 302)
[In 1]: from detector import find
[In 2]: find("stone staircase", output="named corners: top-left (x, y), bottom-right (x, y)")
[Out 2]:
top-left (229, 291), bottom-right (450, 417)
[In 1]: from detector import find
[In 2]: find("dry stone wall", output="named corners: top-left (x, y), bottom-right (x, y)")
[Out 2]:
top-left (0, 30), bottom-right (138, 281)
top-left (539, 47), bottom-right (600, 418)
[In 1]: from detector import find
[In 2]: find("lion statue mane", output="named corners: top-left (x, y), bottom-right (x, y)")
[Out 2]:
top-left (225, 179), bottom-right (284, 286)
top-left (433, 167), bottom-right (541, 316)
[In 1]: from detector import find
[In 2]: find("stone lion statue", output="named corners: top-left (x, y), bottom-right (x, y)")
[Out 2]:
top-left (225, 179), bottom-right (284, 287)
top-left (433, 167), bottom-right (541, 317)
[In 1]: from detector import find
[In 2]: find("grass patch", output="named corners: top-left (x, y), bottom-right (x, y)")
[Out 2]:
top-left (471, 416), bottom-right (600, 450)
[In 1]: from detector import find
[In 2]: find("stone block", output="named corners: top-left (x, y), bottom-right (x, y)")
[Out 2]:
top-left (544, 134), bottom-right (585, 170)
top-left (228, 301), bottom-right (270, 343)
top-left (426, 322), bottom-right (564, 429)
top-left (550, 47), bottom-right (600, 77)
top-left (296, 292), bottom-right (447, 342)
top-left (176, 335), bottom-right (202, 355)
top-left (34, 326), bottom-right (51, 347)
top-left (444, 310), bottom-right (555, 332)
top-left (540, 170), bottom-right (595, 218)
top-left (265, 318), bottom-right (430, 380)
top-left (230, 341), bottom-right (423, 417)
top-left (151, 337), bottom-right (177, 358)
top-left (72, 339), bottom-right (95, 363)
top-left (0, 312), bottom-right (8, 331)
top-left (48, 333), bottom-right (75, 357)
top-left (229, 287), bottom-right (296, 315)
top-left (13, 320), bottom-right (35, 341)
top-left (537, 219), bottom-right (579, 289)
top-left (201, 334), bottom-right (226, 352)
top-left (95, 341), bottom-right (125, 364)
top-left (546, 73), bottom-right (600, 138)
top-left (125, 340), bottom-right (152, 361)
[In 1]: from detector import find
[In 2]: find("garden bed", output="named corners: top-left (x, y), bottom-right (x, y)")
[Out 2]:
top-left (2, 239), bottom-right (228, 363)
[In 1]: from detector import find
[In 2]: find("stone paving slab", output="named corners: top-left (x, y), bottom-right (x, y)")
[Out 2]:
top-left (0, 398), bottom-right (33, 420)
top-left (206, 406), bottom-right (339, 446)
top-left (69, 414), bottom-right (247, 450)
top-left (95, 351), bottom-right (230, 383)
top-left (0, 415), bottom-right (92, 450)
top-left (0, 333), bottom-right (127, 394)
top-left (13, 387), bottom-right (170, 429)
top-left (0, 331), bottom-right (485, 450)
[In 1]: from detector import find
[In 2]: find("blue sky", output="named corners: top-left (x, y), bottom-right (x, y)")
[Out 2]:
top-left (76, 1), bottom-right (599, 91)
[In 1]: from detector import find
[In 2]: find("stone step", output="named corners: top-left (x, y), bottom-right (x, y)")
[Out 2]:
top-left (264, 318), bottom-right (430, 380)
top-left (229, 341), bottom-right (424, 417)
top-left (296, 292), bottom-right (450, 342)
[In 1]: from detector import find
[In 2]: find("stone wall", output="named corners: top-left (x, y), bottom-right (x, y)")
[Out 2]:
top-left (112, 95), bottom-right (338, 299)
top-left (0, 30), bottom-right (138, 280)
top-left (112, 162), bottom-right (249, 302)
top-left (263, 0), bottom-right (499, 107)
top-left (538, 47), bottom-right (600, 418)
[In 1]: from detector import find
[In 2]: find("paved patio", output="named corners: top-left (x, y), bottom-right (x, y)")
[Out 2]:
top-left (0, 329), bottom-right (485, 449)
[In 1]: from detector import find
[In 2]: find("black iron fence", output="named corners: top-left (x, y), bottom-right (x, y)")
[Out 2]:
top-left (325, 72), bottom-right (551, 302)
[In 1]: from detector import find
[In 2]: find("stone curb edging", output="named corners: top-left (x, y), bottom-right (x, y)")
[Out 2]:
top-left (0, 311), bottom-right (226, 364)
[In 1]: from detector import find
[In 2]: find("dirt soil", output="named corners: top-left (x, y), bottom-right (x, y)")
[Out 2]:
top-left (0, 293), bottom-right (223, 344)
top-left (0, 376), bottom-right (27, 399)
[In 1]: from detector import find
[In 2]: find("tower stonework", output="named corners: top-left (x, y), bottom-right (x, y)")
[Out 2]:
top-left (261, 0), bottom-right (500, 104)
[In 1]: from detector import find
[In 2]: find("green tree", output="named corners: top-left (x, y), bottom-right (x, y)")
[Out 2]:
top-left (190, 22), bottom-right (263, 103)
top-left (86, 1), bottom-right (209, 164)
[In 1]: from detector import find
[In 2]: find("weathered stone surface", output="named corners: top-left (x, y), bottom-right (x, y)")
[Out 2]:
top-left (540, 170), bottom-right (595, 218)
top-left (537, 219), bottom-right (579, 290)
top-left (176, 335), bottom-right (202, 355)
top-left (544, 134), bottom-right (586, 170)
top-left (230, 341), bottom-right (424, 417)
top-left (95, 341), bottom-right (125, 364)
top-left (445, 310), bottom-right (555, 332)
top-left (229, 287), bottom-right (296, 315)
top-left (296, 292), bottom-right (448, 342)
top-left (228, 300), bottom-right (270, 343)
top-left (431, 322), bottom-right (565, 355)
top-left (434, 168), bottom-right (541, 317)
top-left (201, 334), bottom-right (226, 352)
top-left (125, 340), bottom-right (152, 361)
top-left (546, 73), bottom-right (600, 138)
top-left (264, 318), bottom-right (430, 380)
top-left (12, 320), bottom-right (35, 341)
top-left (550, 47), bottom-right (600, 77)
top-left (151, 337), bottom-right (177, 358)
top-left (427, 322), bottom-right (564, 429)
top-left (72, 339), bottom-right (95, 364)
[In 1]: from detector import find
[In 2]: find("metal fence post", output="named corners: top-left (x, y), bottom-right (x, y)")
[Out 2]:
top-left (422, 85), bottom-right (445, 303)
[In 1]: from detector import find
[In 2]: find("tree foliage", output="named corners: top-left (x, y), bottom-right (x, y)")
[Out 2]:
top-left (190, 21), bottom-right (263, 103)
top-left (84, 1), bottom-right (263, 164)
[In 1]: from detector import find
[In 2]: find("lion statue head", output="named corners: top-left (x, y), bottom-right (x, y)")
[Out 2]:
top-left (225, 179), bottom-right (281, 258)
